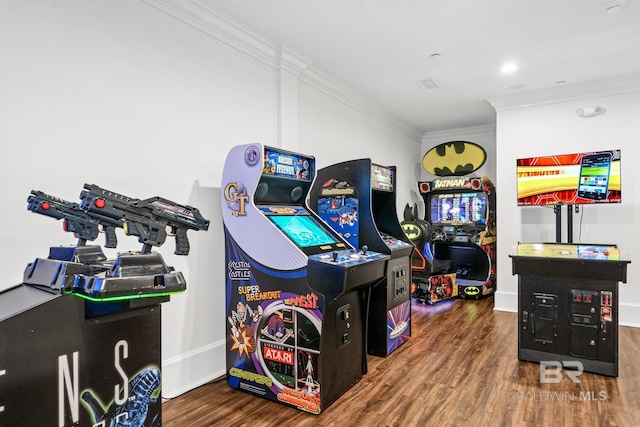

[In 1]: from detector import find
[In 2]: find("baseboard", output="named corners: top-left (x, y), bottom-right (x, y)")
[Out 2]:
top-left (492, 291), bottom-right (517, 313)
top-left (620, 302), bottom-right (640, 327)
top-left (162, 339), bottom-right (227, 399)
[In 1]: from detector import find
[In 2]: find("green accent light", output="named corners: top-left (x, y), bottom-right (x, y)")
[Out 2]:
top-left (66, 290), bottom-right (185, 302)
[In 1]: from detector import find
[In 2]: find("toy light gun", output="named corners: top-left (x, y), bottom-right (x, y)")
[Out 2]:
top-left (79, 184), bottom-right (210, 255)
top-left (27, 190), bottom-right (121, 248)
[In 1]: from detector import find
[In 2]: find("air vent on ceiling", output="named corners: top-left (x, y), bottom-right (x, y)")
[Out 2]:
top-left (419, 78), bottom-right (442, 90)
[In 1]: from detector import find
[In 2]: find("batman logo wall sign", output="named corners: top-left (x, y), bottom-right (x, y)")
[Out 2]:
top-left (422, 141), bottom-right (487, 177)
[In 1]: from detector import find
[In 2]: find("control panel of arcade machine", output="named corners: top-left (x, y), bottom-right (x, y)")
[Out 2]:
top-left (379, 231), bottom-right (413, 250)
top-left (259, 205), bottom-right (387, 266)
top-left (311, 245), bottom-right (384, 265)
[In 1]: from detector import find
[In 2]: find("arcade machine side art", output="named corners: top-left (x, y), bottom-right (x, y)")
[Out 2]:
top-left (221, 144), bottom-right (388, 414)
top-left (309, 159), bottom-right (413, 357)
top-left (401, 203), bottom-right (457, 305)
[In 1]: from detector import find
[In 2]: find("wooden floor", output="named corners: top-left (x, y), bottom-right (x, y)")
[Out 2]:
top-left (162, 297), bottom-right (640, 427)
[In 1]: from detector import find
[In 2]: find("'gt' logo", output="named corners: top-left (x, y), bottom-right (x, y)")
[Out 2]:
top-left (224, 183), bottom-right (249, 217)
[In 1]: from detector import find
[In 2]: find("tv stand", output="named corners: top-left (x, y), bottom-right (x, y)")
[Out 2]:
top-left (554, 203), bottom-right (576, 244)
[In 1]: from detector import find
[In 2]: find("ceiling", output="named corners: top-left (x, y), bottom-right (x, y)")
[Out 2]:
top-left (202, 0), bottom-right (640, 134)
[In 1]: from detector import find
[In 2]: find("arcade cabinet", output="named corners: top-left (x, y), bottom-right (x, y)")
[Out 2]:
top-left (0, 284), bottom-right (165, 427)
top-left (414, 177), bottom-right (497, 300)
top-left (510, 243), bottom-right (630, 376)
top-left (0, 185), bottom-right (209, 426)
top-left (309, 159), bottom-right (413, 357)
top-left (221, 144), bottom-right (388, 414)
top-left (401, 203), bottom-right (457, 305)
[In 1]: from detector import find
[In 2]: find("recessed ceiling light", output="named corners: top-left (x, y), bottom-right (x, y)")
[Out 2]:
top-left (430, 53), bottom-right (442, 59)
top-left (556, 80), bottom-right (567, 85)
top-left (510, 83), bottom-right (526, 90)
top-left (500, 63), bottom-right (518, 73)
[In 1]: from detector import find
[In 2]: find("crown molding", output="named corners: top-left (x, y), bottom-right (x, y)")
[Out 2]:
top-left (421, 124), bottom-right (496, 144)
top-left (279, 46), bottom-right (313, 76)
top-left (141, 0), bottom-right (280, 67)
top-left (141, 0), bottom-right (425, 143)
top-left (488, 73), bottom-right (640, 111)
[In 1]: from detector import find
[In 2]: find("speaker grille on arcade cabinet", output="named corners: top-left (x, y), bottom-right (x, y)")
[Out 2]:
top-left (255, 182), bottom-right (268, 200)
top-left (291, 186), bottom-right (303, 203)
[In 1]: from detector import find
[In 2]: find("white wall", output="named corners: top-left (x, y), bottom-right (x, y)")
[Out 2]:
top-left (0, 0), bottom-right (421, 398)
top-left (490, 80), bottom-right (640, 327)
top-left (298, 81), bottom-right (419, 207)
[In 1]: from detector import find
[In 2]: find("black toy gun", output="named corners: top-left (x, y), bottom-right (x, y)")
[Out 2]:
top-left (79, 184), bottom-right (210, 255)
top-left (27, 190), bottom-right (120, 248)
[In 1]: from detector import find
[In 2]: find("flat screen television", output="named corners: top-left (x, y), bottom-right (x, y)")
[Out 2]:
top-left (268, 214), bottom-right (339, 248)
top-left (429, 192), bottom-right (487, 225)
top-left (517, 150), bottom-right (621, 206)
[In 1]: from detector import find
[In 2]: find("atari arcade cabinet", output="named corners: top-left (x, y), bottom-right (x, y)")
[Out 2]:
top-left (0, 185), bottom-right (209, 426)
top-left (221, 144), bottom-right (388, 414)
top-left (309, 159), bottom-right (413, 357)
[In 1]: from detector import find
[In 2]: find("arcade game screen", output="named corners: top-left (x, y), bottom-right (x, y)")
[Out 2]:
top-left (429, 192), bottom-right (487, 224)
top-left (515, 243), bottom-right (621, 261)
top-left (268, 214), bottom-right (339, 248)
top-left (371, 164), bottom-right (394, 191)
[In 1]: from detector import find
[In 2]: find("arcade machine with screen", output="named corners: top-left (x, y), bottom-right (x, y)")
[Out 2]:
top-left (415, 177), bottom-right (497, 300)
top-left (0, 185), bottom-right (209, 426)
top-left (510, 243), bottom-right (630, 376)
top-left (309, 159), bottom-right (413, 357)
top-left (221, 144), bottom-right (388, 414)
top-left (511, 149), bottom-right (629, 376)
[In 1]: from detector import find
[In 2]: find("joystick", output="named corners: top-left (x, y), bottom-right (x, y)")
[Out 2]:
top-left (332, 250), bottom-right (339, 262)
top-left (361, 245), bottom-right (368, 255)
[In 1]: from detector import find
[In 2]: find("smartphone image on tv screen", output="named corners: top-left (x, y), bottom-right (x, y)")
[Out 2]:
top-left (578, 152), bottom-right (612, 200)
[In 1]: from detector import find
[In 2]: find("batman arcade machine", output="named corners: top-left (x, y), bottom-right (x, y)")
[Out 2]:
top-left (309, 159), bottom-right (413, 357)
top-left (222, 144), bottom-right (388, 414)
top-left (416, 177), bottom-right (497, 300)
